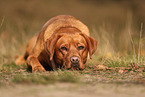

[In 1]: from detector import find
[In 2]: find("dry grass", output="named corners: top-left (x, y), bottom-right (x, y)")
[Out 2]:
top-left (0, 0), bottom-right (145, 58)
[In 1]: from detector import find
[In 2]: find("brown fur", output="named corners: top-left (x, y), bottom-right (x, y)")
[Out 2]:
top-left (15, 15), bottom-right (98, 72)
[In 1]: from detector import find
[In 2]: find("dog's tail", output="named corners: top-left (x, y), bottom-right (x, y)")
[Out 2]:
top-left (15, 53), bottom-right (28, 65)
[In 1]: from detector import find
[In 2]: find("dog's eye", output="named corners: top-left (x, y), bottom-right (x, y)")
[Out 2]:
top-left (61, 47), bottom-right (67, 51)
top-left (78, 46), bottom-right (84, 50)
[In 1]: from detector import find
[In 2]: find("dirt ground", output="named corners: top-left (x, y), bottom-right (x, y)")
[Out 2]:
top-left (1, 64), bottom-right (145, 97)
top-left (1, 82), bottom-right (145, 97)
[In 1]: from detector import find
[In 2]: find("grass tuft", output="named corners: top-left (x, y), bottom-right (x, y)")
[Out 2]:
top-left (12, 74), bottom-right (56, 85)
top-left (12, 71), bottom-right (80, 85)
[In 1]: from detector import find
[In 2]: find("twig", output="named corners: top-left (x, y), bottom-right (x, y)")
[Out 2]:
top-left (126, 10), bottom-right (136, 62)
top-left (0, 16), bottom-right (5, 29)
top-left (138, 23), bottom-right (143, 64)
top-left (128, 26), bottom-right (136, 58)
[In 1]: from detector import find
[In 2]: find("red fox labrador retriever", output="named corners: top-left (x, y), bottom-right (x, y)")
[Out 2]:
top-left (15, 15), bottom-right (98, 71)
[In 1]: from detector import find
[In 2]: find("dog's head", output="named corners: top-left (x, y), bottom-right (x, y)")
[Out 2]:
top-left (44, 27), bottom-right (98, 70)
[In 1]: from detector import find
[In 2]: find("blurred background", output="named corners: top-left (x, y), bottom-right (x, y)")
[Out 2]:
top-left (0, 0), bottom-right (145, 64)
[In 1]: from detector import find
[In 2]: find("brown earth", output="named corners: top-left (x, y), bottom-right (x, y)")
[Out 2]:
top-left (1, 83), bottom-right (145, 97)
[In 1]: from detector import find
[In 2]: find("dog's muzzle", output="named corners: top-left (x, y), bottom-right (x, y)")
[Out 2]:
top-left (70, 56), bottom-right (80, 69)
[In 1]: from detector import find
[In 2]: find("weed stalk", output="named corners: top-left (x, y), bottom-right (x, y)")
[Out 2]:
top-left (138, 23), bottom-right (143, 64)
top-left (0, 16), bottom-right (5, 29)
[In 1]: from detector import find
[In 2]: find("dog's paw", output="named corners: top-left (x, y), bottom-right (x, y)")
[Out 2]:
top-left (32, 65), bottom-right (46, 72)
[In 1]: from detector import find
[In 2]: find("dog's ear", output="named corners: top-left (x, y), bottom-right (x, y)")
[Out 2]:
top-left (81, 33), bottom-right (98, 58)
top-left (44, 34), bottom-right (62, 60)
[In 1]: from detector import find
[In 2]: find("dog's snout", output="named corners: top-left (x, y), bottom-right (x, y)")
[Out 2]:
top-left (70, 56), bottom-right (80, 64)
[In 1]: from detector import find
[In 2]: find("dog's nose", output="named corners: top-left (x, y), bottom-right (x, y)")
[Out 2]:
top-left (70, 56), bottom-right (80, 64)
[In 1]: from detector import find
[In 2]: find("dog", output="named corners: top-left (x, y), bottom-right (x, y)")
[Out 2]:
top-left (15, 15), bottom-right (98, 71)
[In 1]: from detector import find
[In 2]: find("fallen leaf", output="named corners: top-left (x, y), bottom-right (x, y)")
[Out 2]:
top-left (130, 71), bottom-right (134, 73)
top-left (118, 69), bottom-right (124, 74)
top-left (107, 52), bottom-right (112, 58)
top-left (138, 73), bottom-right (143, 76)
top-left (97, 65), bottom-right (108, 70)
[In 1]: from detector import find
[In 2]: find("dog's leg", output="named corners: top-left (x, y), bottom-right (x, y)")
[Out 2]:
top-left (27, 55), bottom-right (46, 72)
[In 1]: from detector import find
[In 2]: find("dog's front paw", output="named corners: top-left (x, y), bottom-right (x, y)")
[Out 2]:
top-left (32, 66), bottom-right (46, 72)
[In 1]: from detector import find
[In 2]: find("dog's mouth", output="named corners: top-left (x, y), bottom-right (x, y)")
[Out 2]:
top-left (61, 62), bottom-right (82, 70)
top-left (71, 63), bottom-right (80, 69)
top-left (68, 63), bottom-right (84, 70)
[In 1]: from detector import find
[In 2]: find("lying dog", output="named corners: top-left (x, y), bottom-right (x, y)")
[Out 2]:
top-left (15, 15), bottom-right (98, 71)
